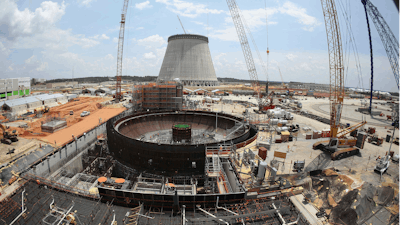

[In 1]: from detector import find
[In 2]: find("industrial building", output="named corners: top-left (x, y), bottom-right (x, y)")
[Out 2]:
top-left (82, 88), bottom-right (96, 94)
top-left (288, 81), bottom-right (330, 92)
top-left (0, 77), bottom-right (31, 101)
top-left (132, 81), bottom-right (183, 110)
top-left (157, 34), bottom-right (219, 86)
top-left (1, 93), bottom-right (68, 114)
top-left (46, 81), bottom-right (78, 89)
top-left (95, 87), bottom-right (112, 95)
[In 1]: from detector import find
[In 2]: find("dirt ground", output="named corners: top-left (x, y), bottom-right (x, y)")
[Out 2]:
top-left (40, 107), bottom-right (125, 146)
top-left (2, 96), bottom-right (114, 140)
top-left (0, 96), bottom-right (125, 164)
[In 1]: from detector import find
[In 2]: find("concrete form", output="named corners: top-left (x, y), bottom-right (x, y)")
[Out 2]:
top-left (41, 120), bottom-right (68, 133)
top-left (158, 34), bottom-right (218, 86)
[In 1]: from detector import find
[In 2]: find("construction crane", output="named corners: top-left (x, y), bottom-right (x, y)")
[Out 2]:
top-left (115, 0), bottom-right (130, 103)
top-left (277, 66), bottom-right (291, 97)
top-left (226, 0), bottom-right (274, 111)
top-left (361, 0), bottom-right (399, 90)
top-left (177, 15), bottom-right (187, 34)
top-left (313, 0), bottom-right (367, 160)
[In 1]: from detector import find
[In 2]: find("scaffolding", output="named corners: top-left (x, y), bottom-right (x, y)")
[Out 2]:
top-left (131, 82), bottom-right (183, 110)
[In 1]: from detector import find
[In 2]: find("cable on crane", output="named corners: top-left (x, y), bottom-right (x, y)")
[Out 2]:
top-left (336, 0), bottom-right (364, 90)
top-left (362, 0), bottom-right (374, 112)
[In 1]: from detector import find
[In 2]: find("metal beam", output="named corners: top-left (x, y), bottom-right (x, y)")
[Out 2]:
top-left (188, 207), bottom-right (290, 222)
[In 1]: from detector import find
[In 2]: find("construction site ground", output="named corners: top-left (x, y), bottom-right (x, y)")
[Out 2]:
top-left (0, 96), bottom-right (126, 166)
top-left (0, 138), bottom-right (47, 165)
top-left (195, 94), bottom-right (399, 224)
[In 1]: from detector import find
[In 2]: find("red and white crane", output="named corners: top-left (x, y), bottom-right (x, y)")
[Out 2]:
top-left (115, 0), bottom-right (130, 102)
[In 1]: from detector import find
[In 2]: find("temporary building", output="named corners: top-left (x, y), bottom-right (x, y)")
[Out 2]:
top-left (2, 96), bottom-right (42, 113)
top-left (35, 94), bottom-right (57, 105)
top-left (82, 88), bottom-right (96, 94)
top-left (67, 94), bottom-right (78, 100)
top-left (95, 88), bottom-right (111, 94)
top-left (52, 93), bottom-right (68, 102)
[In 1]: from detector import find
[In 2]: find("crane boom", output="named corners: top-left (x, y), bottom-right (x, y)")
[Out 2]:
top-left (321, 0), bottom-right (344, 138)
top-left (177, 15), bottom-right (187, 34)
top-left (115, 0), bottom-right (130, 102)
top-left (226, 0), bottom-right (261, 103)
top-left (362, 0), bottom-right (399, 89)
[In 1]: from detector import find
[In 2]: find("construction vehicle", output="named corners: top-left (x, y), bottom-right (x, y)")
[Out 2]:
top-left (368, 135), bottom-right (383, 146)
top-left (313, 0), bottom-right (367, 160)
top-left (114, 0), bottom-right (130, 103)
top-left (34, 106), bottom-right (50, 114)
top-left (226, 0), bottom-right (274, 112)
top-left (374, 155), bottom-right (391, 177)
top-left (313, 121), bottom-right (367, 157)
top-left (0, 124), bottom-right (18, 145)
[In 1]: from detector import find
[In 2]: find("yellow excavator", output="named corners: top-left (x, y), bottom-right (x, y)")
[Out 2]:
top-left (0, 124), bottom-right (18, 145)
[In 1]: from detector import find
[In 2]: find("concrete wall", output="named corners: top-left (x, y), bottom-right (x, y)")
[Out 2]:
top-left (31, 122), bottom-right (107, 177)
top-left (46, 82), bottom-right (78, 89)
top-left (158, 34), bottom-right (218, 86)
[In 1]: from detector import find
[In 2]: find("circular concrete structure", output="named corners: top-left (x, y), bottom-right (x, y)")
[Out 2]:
top-left (107, 110), bottom-right (257, 176)
top-left (157, 34), bottom-right (218, 86)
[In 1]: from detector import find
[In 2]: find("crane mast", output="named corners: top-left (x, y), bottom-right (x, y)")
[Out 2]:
top-left (361, 0), bottom-right (399, 89)
top-left (320, 0), bottom-right (344, 138)
top-left (226, 0), bottom-right (261, 104)
top-left (115, 0), bottom-right (130, 102)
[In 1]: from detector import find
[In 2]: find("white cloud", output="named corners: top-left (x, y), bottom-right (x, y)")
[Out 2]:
top-left (91, 34), bottom-right (110, 40)
top-left (279, 2), bottom-right (321, 32)
top-left (113, 37), bottom-right (118, 43)
top-left (240, 8), bottom-right (279, 31)
top-left (0, 41), bottom-right (11, 56)
top-left (286, 53), bottom-right (297, 61)
top-left (210, 2), bottom-right (319, 42)
top-left (156, 0), bottom-right (224, 18)
top-left (136, 27), bottom-right (144, 30)
top-left (144, 52), bottom-right (156, 59)
top-left (0, 0), bottom-right (66, 40)
top-left (79, 0), bottom-right (96, 7)
top-left (100, 34), bottom-right (109, 40)
top-left (36, 62), bottom-right (48, 71)
top-left (135, 1), bottom-right (152, 10)
top-left (104, 54), bottom-right (114, 61)
top-left (209, 27), bottom-right (238, 42)
top-left (0, 0), bottom-right (101, 51)
top-left (25, 55), bottom-right (37, 64)
top-left (137, 34), bottom-right (167, 49)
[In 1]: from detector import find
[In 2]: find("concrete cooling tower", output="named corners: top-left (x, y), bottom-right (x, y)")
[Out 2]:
top-left (157, 34), bottom-right (218, 86)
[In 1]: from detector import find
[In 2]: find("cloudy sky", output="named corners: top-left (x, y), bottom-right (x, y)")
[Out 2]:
top-left (0, 0), bottom-right (398, 91)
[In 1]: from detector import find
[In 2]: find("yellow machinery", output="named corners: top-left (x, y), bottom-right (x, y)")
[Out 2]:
top-left (0, 124), bottom-right (18, 145)
top-left (313, 0), bottom-right (367, 160)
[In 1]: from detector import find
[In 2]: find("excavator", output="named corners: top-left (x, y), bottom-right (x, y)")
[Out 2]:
top-left (0, 124), bottom-right (18, 145)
